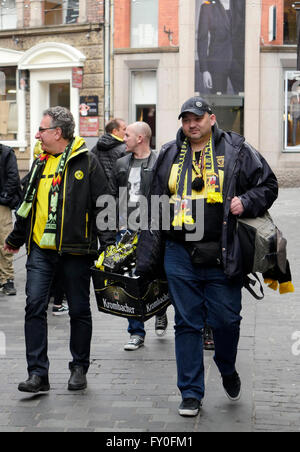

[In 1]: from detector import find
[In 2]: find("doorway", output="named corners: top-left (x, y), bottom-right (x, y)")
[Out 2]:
top-left (136, 105), bottom-right (156, 149)
top-left (131, 70), bottom-right (157, 149)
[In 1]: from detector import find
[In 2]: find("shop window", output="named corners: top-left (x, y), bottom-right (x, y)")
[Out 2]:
top-left (284, 0), bottom-right (297, 44)
top-left (131, 0), bottom-right (158, 48)
top-left (0, 0), bottom-right (17, 30)
top-left (284, 70), bottom-right (300, 151)
top-left (0, 67), bottom-right (18, 141)
top-left (44, 0), bottom-right (79, 26)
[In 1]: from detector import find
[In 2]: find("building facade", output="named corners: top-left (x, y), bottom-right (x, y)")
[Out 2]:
top-left (113, 0), bottom-right (180, 151)
top-left (0, 0), bottom-right (105, 177)
top-left (113, 0), bottom-right (300, 186)
top-left (260, 0), bottom-right (300, 186)
top-left (1, 0), bottom-right (299, 185)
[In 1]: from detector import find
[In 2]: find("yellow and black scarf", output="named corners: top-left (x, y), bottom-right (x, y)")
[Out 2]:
top-left (17, 140), bottom-right (73, 247)
top-left (172, 135), bottom-right (223, 227)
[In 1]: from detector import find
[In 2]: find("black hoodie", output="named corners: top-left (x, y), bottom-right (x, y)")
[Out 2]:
top-left (0, 144), bottom-right (21, 209)
top-left (91, 133), bottom-right (126, 181)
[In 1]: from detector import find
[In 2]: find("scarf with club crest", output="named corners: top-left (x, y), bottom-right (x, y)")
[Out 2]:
top-left (17, 140), bottom-right (74, 247)
top-left (172, 134), bottom-right (223, 227)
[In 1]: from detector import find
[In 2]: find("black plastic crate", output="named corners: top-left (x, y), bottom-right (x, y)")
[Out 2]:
top-left (91, 266), bottom-right (171, 321)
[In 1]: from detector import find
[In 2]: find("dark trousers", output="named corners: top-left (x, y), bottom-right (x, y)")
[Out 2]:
top-left (25, 244), bottom-right (93, 377)
top-left (164, 240), bottom-right (243, 401)
top-left (210, 60), bottom-right (244, 95)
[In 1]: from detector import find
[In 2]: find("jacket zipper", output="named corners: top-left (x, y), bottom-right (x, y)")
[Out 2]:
top-left (85, 212), bottom-right (89, 239)
top-left (57, 146), bottom-right (89, 252)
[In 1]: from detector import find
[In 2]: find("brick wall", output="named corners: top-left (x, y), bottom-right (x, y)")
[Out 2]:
top-left (261, 0), bottom-right (284, 46)
top-left (114, 0), bottom-right (130, 48)
top-left (158, 0), bottom-right (178, 47)
top-left (114, 0), bottom-right (178, 48)
top-left (24, 0), bottom-right (30, 27)
top-left (87, 0), bottom-right (104, 23)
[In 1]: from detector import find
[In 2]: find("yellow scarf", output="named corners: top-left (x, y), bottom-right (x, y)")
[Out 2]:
top-left (171, 135), bottom-right (223, 227)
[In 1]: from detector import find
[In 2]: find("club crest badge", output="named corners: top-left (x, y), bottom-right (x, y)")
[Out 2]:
top-left (75, 170), bottom-right (84, 180)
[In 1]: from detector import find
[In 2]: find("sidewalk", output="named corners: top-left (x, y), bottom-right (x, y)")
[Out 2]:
top-left (0, 188), bottom-right (299, 432)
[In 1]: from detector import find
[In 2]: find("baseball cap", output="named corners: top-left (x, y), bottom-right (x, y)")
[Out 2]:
top-left (178, 97), bottom-right (213, 119)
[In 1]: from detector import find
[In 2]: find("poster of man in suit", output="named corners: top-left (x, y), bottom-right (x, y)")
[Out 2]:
top-left (195, 0), bottom-right (246, 96)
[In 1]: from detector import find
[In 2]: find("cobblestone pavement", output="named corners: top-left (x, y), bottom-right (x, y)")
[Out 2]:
top-left (0, 188), bottom-right (299, 432)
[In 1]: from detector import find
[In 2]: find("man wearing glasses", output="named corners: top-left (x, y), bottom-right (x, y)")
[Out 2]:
top-left (4, 106), bottom-right (114, 393)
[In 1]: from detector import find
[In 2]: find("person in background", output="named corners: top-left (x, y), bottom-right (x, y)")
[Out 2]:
top-left (91, 118), bottom-right (127, 180)
top-left (109, 121), bottom-right (168, 351)
top-left (0, 142), bottom-right (21, 296)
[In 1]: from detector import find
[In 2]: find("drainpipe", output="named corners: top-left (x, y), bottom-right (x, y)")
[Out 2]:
top-left (104, 0), bottom-right (111, 124)
top-left (110, 0), bottom-right (114, 116)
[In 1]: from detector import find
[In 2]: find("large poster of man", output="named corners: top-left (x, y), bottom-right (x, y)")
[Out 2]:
top-left (195, 0), bottom-right (246, 95)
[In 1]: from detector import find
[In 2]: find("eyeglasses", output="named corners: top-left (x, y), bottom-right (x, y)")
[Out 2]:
top-left (38, 127), bottom-right (57, 133)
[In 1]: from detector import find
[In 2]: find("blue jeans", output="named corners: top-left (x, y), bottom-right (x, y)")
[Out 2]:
top-left (127, 318), bottom-right (146, 338)
top-left (25, 244), bottom-right (93, 377)
top-left (164, 240), bottom-right (243, 401)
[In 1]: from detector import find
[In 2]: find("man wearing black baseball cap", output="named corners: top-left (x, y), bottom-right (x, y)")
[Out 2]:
top-left (178, 96), bottom-right (213, 119)
top-left (136, 95), bottom-right (278, 416)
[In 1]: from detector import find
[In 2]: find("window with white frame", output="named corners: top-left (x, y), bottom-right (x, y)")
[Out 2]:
top-left (44, 0), bottom-right (79, 26)
top-left (0, 0), bottom-right (17, 30)
top-left (0, 66), bottom-right (18, 141)
top-left (284, 70), bottom-right (300, 152)
top-left (131, 0), bottom-right (158, 48)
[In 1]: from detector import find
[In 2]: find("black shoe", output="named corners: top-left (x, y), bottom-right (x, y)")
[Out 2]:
top-left (68, 366), bottom-right (87, 390)
top-left (203, 325), bottom-right (215, 350)
top-left (2, 280), bottom-right (16, 296)
top-left (18, 374), bottom-right (50, 393)
top-left (178, 398), bottom-right (202, 417)
top-left (222, 371), bottom-right (241, 401)
top-left (155, 313), bottom-right (168, 337)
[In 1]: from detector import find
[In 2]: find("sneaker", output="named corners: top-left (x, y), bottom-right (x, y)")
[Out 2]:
top-left (203, 326), bottom-right (215, 350)
top-left (2, 280), bottom-right (16, 296)
top-left (178, 398), bottom-right (202, 417)
top-left (52, 303), bottom-right (69, 316)
top-left (222, 371), bottom-right (241, 401)
top-left (155, 313), bottom-right (168, 337)
top-left (124, 335), bottom-right (144, 351)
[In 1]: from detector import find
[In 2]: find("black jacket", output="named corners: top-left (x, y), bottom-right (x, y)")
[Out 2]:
top-left (109, 150), bottom-right (158, 230)
top-left (109, 150), bottom-right (157, 196)
top-left (0, 144), bottom-right (21, 210)
top-left (91, 133), bottom-right (126, 181)
top-left (136, 126), bottom-right (278, 280)
top-left (6, 138), bottom-right (114, 255)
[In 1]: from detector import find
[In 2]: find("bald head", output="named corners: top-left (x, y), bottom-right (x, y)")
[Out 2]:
top-left (124, 121), bottom-right (152, 158)
top-left (128, 122), bottom-right (152, 144)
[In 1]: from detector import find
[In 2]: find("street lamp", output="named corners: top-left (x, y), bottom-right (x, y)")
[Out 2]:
top-left (293, 2), bottom-right (300, 70)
